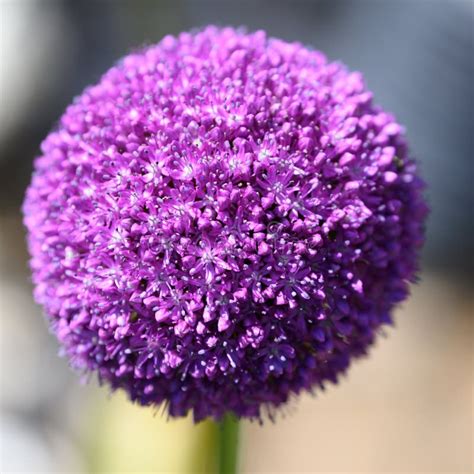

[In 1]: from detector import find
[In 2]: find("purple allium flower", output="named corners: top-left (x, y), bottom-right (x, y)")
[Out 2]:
top-left (23, 27), bottom-right (427, 421)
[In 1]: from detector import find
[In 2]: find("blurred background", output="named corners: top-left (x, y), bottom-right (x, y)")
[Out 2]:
top-left (0, 0), bottom-right (472, 472)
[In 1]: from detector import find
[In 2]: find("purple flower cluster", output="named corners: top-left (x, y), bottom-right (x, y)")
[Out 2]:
top-left (23, 27), bottom-right (427, 421)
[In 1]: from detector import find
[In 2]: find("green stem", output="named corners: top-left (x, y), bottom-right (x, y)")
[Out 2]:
top-left (218, 413), bottom-right (239, 474)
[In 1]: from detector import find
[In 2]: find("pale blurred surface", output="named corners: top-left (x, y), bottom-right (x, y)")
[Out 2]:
top-left (0, 213), bottom-right (472, 472)
top-left (0, 1), bottom-right (472, 473)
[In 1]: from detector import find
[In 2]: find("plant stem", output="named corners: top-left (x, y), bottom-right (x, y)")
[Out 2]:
top-left (218, 412), bottom-right (239, 474)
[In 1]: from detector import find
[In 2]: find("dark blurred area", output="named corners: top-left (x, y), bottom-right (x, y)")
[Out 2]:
top-left (1, 0), bottom-right (473, 274)
top-left (0, 1), bottom-right (472, 473)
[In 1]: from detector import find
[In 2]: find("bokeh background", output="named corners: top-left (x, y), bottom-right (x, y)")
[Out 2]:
top-left (0, 0), bottom-right (472, 472)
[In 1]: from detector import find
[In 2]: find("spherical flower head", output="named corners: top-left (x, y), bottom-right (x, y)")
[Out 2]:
top-left (23, 26), bottom-right (427, 422)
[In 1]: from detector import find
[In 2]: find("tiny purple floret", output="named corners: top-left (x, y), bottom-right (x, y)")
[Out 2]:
top-left (23, 27), bottom-right (427, 421)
